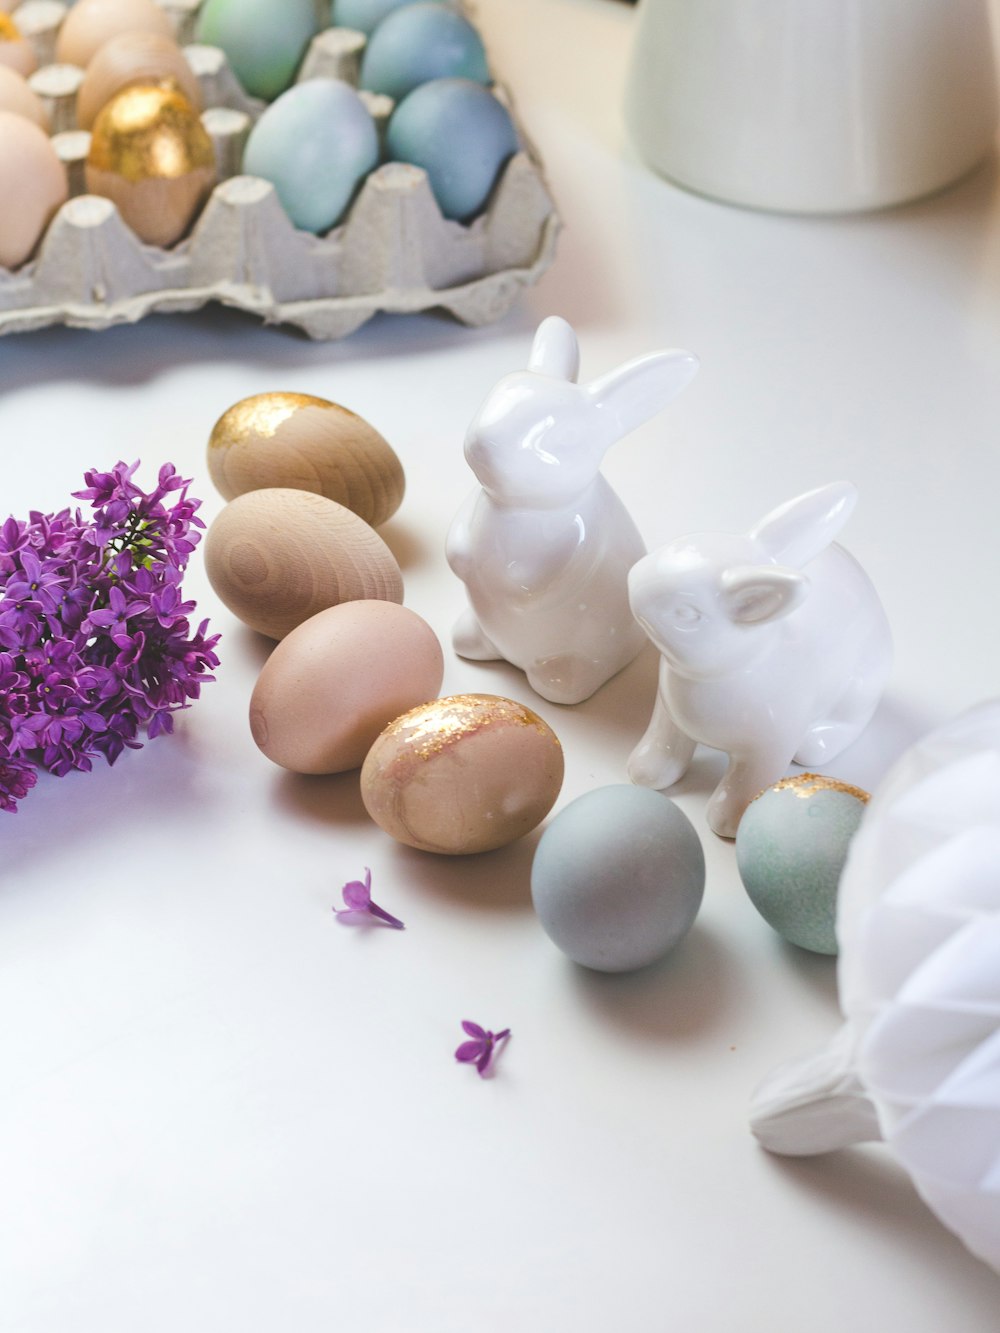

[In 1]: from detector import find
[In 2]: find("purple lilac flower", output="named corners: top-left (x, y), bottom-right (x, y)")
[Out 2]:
top-left (455, 1021), bottom-right (511, 1077)
top-left (333, 868), bottom-right (405, 929)
top-left (0, 461), bottom-right (220, 812)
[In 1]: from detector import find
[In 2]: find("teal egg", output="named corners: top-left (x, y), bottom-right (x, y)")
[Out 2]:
top-left (331, 0), bottom-right (426, 36)
top-left (195, 0), bottom-right (320, 101)
top-left (386, 78), bottom-right (518, 221)
top-left (531, 785), bottom-right (705, 973)
top-left (735, 774), bottom-right (870, 955)
top-left (359, 3), bottom-right (489, 101)
top-left (242, 79), bottom-right (379, 232)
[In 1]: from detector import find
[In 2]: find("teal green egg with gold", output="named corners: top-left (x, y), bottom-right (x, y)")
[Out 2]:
top-left (735, 774), bottom-right (870, 955)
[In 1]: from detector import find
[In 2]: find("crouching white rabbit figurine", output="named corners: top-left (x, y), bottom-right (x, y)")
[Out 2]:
top-left (627, 481), bottom-right (892, 837)
top-left (446, 316), bottom-right (699, 705)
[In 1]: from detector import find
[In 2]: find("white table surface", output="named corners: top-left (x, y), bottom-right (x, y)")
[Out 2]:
top-left (2, 2), bottom-right (1000, 1328)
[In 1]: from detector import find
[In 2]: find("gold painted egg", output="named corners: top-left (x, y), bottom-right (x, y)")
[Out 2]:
top-left (55, 0), bottom-right (173, 69)
top-left (76, 30), bottom-right (202, 131)
top-left (85, 83), bottom-right (215, 247)
top-left (250, 601), bottom-right (444, 774)
top-left (360, 693), bottom-right (564, 855)
top-left (0, 14), bottom-right (38, 78)
top-left (204, 487), bottom-right (403, 641)
top-left (207, 392), bottom-right (405, 528)
top-left (0, 111), bottom-right (68, 269)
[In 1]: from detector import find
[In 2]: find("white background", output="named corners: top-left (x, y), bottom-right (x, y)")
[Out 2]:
top-left (2, 0), bottom-right (1000, 1328)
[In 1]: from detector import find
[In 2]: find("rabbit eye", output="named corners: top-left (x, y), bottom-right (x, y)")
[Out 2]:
top-left (674, 604), bottom-right (702, 626)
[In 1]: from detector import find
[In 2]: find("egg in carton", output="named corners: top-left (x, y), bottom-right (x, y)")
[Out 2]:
top-left (0, 0), bottom-right (559, 337)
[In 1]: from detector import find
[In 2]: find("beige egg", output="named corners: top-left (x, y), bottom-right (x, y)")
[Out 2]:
top-left (55, 0), bottom-right (173, 69)
top-left (0, 111), bottom-right (68, 268)
top-left (76, 30), bottom-right (201, 131)
top-left (250, 601), bottom-right (444, 774)
top-left (361, 693), bottom-right (565, 855)
top-left (0, 64), bottom-right (48, 128)
top-left (207, 392), bottom-right (406, 528)
top-left (0, 14), bottom-right (38, 77)
top-left (205, 487), bottom-right (404, 641)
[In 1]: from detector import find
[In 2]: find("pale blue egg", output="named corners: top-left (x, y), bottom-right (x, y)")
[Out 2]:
top-left (386, 78), bottom-right (518, 221)
top-left (331, 0), bottom-right (427, 36)
top-left (359, 3), bottom-right (489, 101)
top-left (196, 0), bottom-right (320, 101)
top-left (242, 80), bottom-right (380, 233)
top-left (531, 785), bottom-right (705, 973)
top-left (735, 773), bottom-right (870, 955)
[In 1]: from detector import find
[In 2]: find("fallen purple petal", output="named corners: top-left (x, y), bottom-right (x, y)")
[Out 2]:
top-left (455, 1022), bottom-right (511, 1077)
top-left (333, 868), bottom-right (405, 930)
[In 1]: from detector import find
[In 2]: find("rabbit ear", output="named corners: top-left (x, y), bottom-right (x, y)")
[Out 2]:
top-left (751, 482), bottom-right (858, 567)
top-left (721, 566), bottom-right (809, 625)
top-left (586, 349), bottom-right (699, 441)
top-left (527, 316), bottom-right (580, 382)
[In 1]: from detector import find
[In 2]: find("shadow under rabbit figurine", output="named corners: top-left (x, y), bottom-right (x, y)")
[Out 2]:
top-left (627, 481), bottom-right (892, 838)
top-left (446, 316), bottom-right (699, 705)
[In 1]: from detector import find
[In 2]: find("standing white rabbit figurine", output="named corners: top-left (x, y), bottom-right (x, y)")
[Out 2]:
top-left (445, 316), bottom-right (699, 705)
top-left (627, 481), bottom-right (892, 837)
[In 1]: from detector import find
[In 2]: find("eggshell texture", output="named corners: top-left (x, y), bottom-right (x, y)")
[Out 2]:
top-left (55, 0), bottom-right (173, 69)
top-left (195, 0), bottom-right (319, 100)
top-left (361, 693), bottom-right (563, 855)
top-left (242, 79), bottom-right (379, 233)
top-left (386, 78), bottom-right (518, 221)
top-left (331, 0), bottom-right (424, 36)
top-left (204, 488), bottom-right (403, 641)
top-left (76, 30), bottom-right (202, 131)
top-left (359, 3), bottom-right (489, 101)
top-left (207, 392), bottom-right (405, 526)
top-left (250, 601), bottom-right (444, 774)
top-left (531, 785), bottom-right (705, 972)
top-left (0, 64), bottom-right (48, 128)
top-left (0, 15), bottom-right (37, 77)
top-left (736, 773), bottom-right (869, 955)
top-left (0, 111), bottom-right (68, 268)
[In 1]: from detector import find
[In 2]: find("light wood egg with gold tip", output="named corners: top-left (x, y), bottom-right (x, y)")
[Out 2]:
top-left (204, 488), bottom-right (404, 641)
top-left (207, 392), bottom-right (405, 529)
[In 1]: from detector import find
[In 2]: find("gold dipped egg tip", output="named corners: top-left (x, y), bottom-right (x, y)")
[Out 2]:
top-left (88, 83), bottom-right (214, 183)
top-left (0, 14), bottom-right (21, 38)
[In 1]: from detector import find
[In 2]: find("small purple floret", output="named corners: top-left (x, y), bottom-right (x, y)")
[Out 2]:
top-left (333, 868), bottom-right (405, 930)
top-left (455, 1021), bottom-right (511, 1076)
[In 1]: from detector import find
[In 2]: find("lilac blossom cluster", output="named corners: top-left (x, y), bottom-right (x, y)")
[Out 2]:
top-left (0, 460), bottom-right (220, 812)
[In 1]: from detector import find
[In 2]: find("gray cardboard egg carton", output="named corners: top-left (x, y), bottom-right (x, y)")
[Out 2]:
top-left (0, 0), bottom-right (559, 338)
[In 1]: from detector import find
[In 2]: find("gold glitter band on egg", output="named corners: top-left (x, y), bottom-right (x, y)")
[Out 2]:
top-left (386, 693), bottom-right (557, 761)
top-left (759, 773), bottom-right (871, 803)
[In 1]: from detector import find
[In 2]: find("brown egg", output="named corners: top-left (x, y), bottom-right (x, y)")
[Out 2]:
top-left (361, 694), bottom-right (565, 855)
top-left (77, 30), bottom-right (201, 131)
top-left (205, 488), bottom-right (404, 641)
top-left (0, 14), bottom-right (38, 77)
top-left (207, 392), bottom-right (406, 528)
top-left (55, 0), bottom-right (173, 69)
top-left (85, 83), bottom-right (215, 247)
top-left (0, 111), bottom-right (68, 268)
top-left (0, 64), bottom-right (48, 128)
top-left (250, 601), bottom-right (444, 774)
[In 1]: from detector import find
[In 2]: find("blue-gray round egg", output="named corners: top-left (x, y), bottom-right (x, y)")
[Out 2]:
top-left (359, 3), bottom-right (489, 101)
top-left (196, 0), bottom-right (320, 101)
top-left (242, 79), bottom-right (379, 233)
top-left (331, 0), bottom-right (425, 36)
top-left (735, 773), bottom-right (870, 955)
top-left (386, 77), bottom-right (518, 221)
top-left (531, 785), bottom-right (706, 973)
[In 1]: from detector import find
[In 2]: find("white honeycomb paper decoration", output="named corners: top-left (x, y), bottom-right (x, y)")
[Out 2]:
top-left (749, 698), bottom-right (1000, 1274)
top-left (0, 0), bottom-right (560, 338)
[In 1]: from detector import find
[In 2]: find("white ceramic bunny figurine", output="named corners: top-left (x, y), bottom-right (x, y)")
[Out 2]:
top-left (627, 481), bottom-right (892, 837)
top-left (445, 316), bottom-right (699, 705)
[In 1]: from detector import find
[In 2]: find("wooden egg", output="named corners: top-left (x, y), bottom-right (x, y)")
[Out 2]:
top-left (55, 0), bottom-right (173, 69)
top-left (0, 14), bottom-right (38, 78)
top-left (85, 83), bottom-right (215, 247)
top-left (76, 30), bottom-right (202, 131)
top-left (207, 392), bottom-right (405, 528)
top-left (0, 65), bottom-right (48, 129)
top-left (361, 693), bottom-right (564, 855)
top-left (250, 601), bottom-right (444, 774)
top-left (204, 488), bottom-right (403, 641)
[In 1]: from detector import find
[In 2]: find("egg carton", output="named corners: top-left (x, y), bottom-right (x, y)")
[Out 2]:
top-left (0, 0), bottom-right (560, 338)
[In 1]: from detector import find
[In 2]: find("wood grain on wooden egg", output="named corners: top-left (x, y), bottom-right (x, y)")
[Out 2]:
top-left (361, 693), bottom-right (564, 855)
top-left (77, 30), bottom-right (202, 130)
top-left (55, 0), bottom-right (173, 69)
top-left (250, 601), bottom-right (444, 774)
top-left (207, 392), bottom-right (405, 528)
top-left (204, 487), bottom-right (403, 640)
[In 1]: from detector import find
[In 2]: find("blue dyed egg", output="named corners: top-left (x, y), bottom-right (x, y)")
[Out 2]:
top-left (331, 0), bottom-right (426, 36)
top-left (359, 3), bottom-right (489, 101)
top-left (195, 0), bottom-right (320, 101)
top-left (242, 79), bottom-right (379, 233)
top-left (386, 78), bottom-right (518, 221)
top-left (531, 785), bottom-right (705, 973)
top-left (735, 773), bottom-right (870, 955)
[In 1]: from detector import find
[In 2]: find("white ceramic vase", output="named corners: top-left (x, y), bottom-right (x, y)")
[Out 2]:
top-left (625, 0), bottom-right (999, 213)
